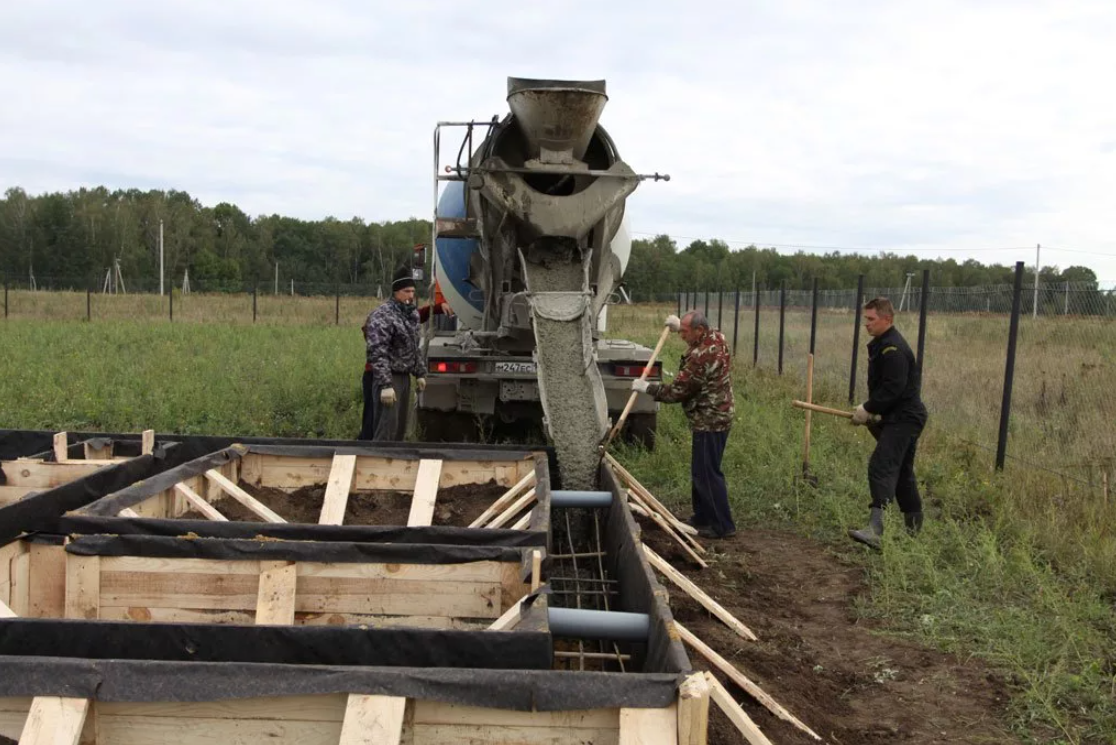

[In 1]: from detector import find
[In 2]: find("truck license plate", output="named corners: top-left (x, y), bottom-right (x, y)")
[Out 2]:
top-left (495, 361), bottom-right (537, 375)
top-left (500, 380), bottom-right (540, 401)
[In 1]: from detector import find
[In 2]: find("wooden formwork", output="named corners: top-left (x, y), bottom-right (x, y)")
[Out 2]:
top-left (0, 431), bottom-right (156, 509)
top-left (0, 435), bottom-right (697, 745)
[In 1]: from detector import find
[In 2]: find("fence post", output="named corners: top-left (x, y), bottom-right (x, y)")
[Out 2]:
top-left (677, 291), bottom-right (682, 318)
top-left (253, 284), bottom-right (258, 323)
top-left (86, 281), bottom-right (92, 322)
top-left (778, 281), bottom-right (786, 375)
top-left (809, 278), bottom-right (819, 355)
top-left (169, 285), bottom-right (174, 323)
top-left (996, 261), bottom-right (1026, 471)
top-left (336, 281), bottom-right (341, 325)
top-left (916, 269), bottom-right (930, 375)
top-left (703, 290), bottom-right (710, 320)
top-left (848, 274), bottom-right (864, 403)
top-left (732, 289), bottom-right (741, 356)
top-left (752, 282), bottom-right (761, 366)
top-left (717, 289), bottom-right (724, 330)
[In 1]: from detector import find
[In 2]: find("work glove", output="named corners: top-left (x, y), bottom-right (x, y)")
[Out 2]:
top-left (380, 387), bottom-right (397, 407)
top-left (850, 404), bottom-right (871, 425)
top-left (416, 377), bottom-right (427, 393)
top-left (631, 379), bottom-right (651, 394)
top-left (664, 314), bottom-right (681, 331)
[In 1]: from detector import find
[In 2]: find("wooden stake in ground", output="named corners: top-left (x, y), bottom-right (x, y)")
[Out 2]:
top-left (674, 621), bottom-right (821, 741)
top-left (606, 454), bottom-right (699, 536)
top-left (628, 490), bottom-right (707, 569)
top-left (643, 544), bottom-right (756, 641)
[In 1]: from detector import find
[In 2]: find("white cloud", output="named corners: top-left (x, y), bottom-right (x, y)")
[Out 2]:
top-left (1, 0), bottom-right (1114, 277)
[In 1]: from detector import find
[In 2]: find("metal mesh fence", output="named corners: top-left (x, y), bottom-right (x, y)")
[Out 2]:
top-left (678, 280), bottom-right (1116, 486)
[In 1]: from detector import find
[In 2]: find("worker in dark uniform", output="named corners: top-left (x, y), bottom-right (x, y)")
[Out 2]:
top-left (848, 296), bottom-right (928, 549)
top-left (632, 311), bottom-right (736, 540)
top-left (358, 265), bottom-right (429, 441)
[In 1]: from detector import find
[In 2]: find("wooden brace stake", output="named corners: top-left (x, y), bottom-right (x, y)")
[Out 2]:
top-left (643, 544), bottom-right (757, 641)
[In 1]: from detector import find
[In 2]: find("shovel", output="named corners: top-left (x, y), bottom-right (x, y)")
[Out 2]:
top-left (599, 324), bottom-right (673, 454)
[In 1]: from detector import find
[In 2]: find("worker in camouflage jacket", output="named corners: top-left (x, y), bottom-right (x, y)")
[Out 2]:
top-left (358, 265), bottom-right (427, 441)
top-left (847, 296), bottom-right (929, 549)
top-left (632, 311), bottom-right (737, 539)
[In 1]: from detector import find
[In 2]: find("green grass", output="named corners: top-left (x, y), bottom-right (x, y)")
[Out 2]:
top-left (1, 313), bottom-right (1115, 742)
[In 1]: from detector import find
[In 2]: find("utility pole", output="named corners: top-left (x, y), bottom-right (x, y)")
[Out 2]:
top-left (159, 219), bottom-right (165, 296)
top-left (1033, 243), bottom-right (1040, 319)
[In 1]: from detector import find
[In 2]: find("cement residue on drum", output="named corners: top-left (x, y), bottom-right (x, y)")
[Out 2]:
top-left (526, 257), bottom-right (607, 491)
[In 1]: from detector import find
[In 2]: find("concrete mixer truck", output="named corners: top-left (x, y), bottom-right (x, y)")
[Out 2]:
top-left (418, 77), bottom-right (669, 487)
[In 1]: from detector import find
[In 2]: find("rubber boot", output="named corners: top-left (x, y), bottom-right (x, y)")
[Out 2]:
top-left (848, 507), bottom-right (885, 550)
top-left (903, 511), bottom-right (923, 536)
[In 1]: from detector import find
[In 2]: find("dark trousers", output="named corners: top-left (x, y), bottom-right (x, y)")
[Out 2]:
top-left (691, 430), bottom-right (735, 535)
top-left (867, 422), bottom-right (922, 513)
top-left (359, 371), bottom-right (411, 441)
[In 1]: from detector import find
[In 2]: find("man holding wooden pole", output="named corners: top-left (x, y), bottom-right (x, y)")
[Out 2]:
top-left (631, 311), bottom-right (737, 540)
top-left (848, 297), bottom-right (928, 549)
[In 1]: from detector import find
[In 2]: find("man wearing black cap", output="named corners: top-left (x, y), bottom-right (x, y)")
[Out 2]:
top-left (358, 265), bottom-right (428, 441)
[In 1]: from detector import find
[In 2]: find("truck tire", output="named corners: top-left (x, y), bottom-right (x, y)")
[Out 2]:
top-left (623, 413), bottom-right (658, 450)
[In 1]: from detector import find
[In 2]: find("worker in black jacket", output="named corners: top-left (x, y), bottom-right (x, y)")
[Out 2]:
top-left (848, 296), bottom-right (929, 549)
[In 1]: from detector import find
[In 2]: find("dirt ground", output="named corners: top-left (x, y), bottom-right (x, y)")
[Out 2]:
top-left (181, 481), bottom-right (507, 526)
top-left (639, 522), bottom-right (1018, 745)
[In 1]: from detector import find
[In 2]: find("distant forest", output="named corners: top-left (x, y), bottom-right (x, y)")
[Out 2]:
top-left (0, 186), bottom-right (1104, 297)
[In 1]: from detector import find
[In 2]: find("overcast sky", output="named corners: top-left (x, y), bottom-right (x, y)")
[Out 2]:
top-left (2, 0), bottom-right (1114, 279)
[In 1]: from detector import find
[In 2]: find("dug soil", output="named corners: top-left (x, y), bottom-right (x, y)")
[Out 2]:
top-left (182, 481), bottom-right (507, 526)
top-left (640, 522), bottom-right (1018, 744)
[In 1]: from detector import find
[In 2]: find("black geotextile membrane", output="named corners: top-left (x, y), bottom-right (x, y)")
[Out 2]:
top-left (0, 656), bottom-right (682, 710)
top-left (60, 515), bottom-right (548, 548)
top-left (65, 533), bottom-right (531, 565)
top-left (600, 466), bottom-right (691, 675)
top-left (0, 429), bottom-right (555, 543)
top-left (0, 619), bottom-right (551, 670)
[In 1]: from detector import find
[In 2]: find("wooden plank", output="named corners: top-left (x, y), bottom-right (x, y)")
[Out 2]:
top-left (28, 543), bottom-right (66, 618)
top-left (174, 483), bottom-right (228, 521)
top-left (413, 724), bottom-right (618, 745)
top-left (63, 554), bottom-right (100, 620)
top-left (98, 556), bottom-right (506, 583)
top-left (406, 459), bottom-right (443, 527)
top-left (95, 715), bottom-right (341, 745)
top-left (98, 571), bottom-right (500, 618)
top-left (97, 606), bottom-right (480, 629)
top-left (675, 622), bottom-right (820, 740)
top-left (141, 429), bottom-right (155, 455)
top-left (677, 673), bottom-right (711, 745)
top-left (510, 508), bottom-right (534, 531)
top-left (705, 674), bottom-right (773, 745)
top-left (318, 454), bottom-right (357, 525)
top-left (83, 441), bottom-right (113, 460)
top-left (338, 694), bottom-right (406, 745)
top-left (117, 508), bottom-right (141, 518)
top-left (468, 471), bottom-right (536, 527)
top-left (643, 544), bottom-right (757, 641)
top-left (205, 469), bottom-right (286, 523)
top-left (9, 550), bottom-right (30, 617)
top-left (0, 598), bottom-right (15, 618)
top-left (619, 705), bottom-right (678, 745)
top-left (0, 462), bottom-right (106, 488)
top-left (486, 598), bottom-right (524, 631)
top-left (18, 697), bottom-right (89, 745)
top-left (253, 454), bottom-right (534, 492)
top-left (414, 701), bottom-right (616, 729)
top-left (0, 485), bottom-right (34, 507)
top-left (53, 433), bottom-right (68, 463)
top-left (255, 561), bottom-right (297, 625)
top-left (627, 490), bottom-right (707, 568)
top-left (484, 488), bottom-right (536, 529)
top-left (607, 455), bottom-right (698, 536)
top-left (530, 550), bottom-right (541, 592)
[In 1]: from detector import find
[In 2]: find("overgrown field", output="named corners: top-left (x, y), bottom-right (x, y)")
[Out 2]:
top-left (1, 303), bottom-right (1115, 742)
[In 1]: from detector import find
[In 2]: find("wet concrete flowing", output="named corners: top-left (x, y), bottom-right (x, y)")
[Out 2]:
top-left (526, 258), bottom-right (608, 490)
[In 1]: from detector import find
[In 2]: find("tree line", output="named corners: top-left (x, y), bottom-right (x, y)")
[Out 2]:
top-left (0, 186), bottom-right (1104, 298)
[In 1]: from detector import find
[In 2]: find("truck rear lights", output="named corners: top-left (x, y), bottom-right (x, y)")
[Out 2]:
top-left (429, 360), bottom-right (478, 374)
top-left (613, 363), bottom-right (662, 379)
